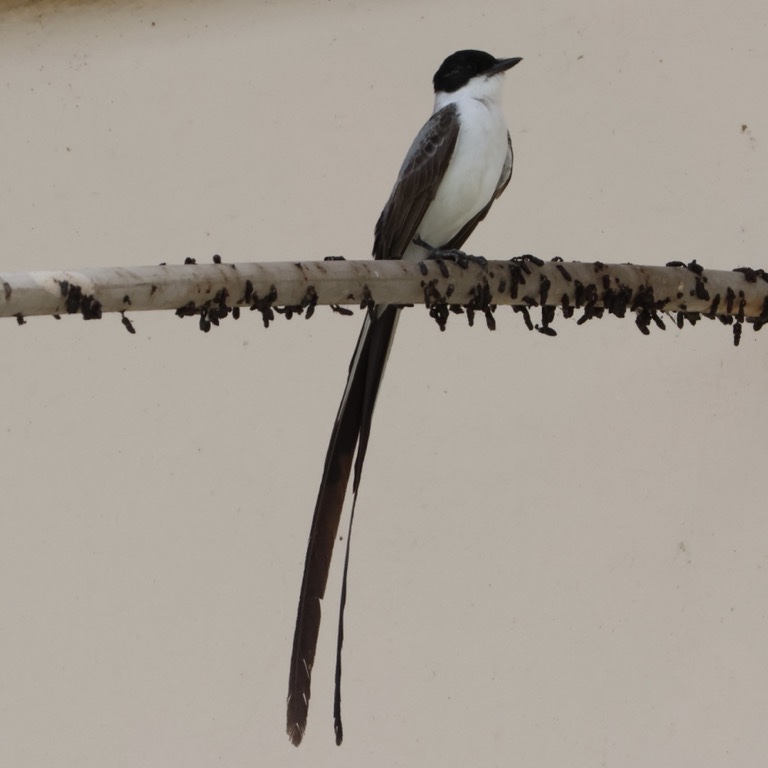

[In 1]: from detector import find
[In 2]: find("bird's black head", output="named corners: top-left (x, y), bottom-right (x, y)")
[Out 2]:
top-left (433, 49), bottom-right (522, 93)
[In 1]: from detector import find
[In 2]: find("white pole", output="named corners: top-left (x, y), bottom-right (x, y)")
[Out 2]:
top-left (1, 259), bottom-right (766, 336)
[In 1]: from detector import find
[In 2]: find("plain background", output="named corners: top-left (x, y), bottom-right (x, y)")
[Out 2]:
top-left (1, 0), bottom-right (767, 765)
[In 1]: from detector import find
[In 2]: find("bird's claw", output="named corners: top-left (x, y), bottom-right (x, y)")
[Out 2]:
top-left (428, 249), bottom-right (487, 275)
top-left (414, 237), bottom-right (487, 273)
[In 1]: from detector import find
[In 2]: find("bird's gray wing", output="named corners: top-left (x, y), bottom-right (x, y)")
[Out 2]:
top-left (373, 103), bottom-right (460, 261)
top-left (442, 130), bottom-right (513, 251)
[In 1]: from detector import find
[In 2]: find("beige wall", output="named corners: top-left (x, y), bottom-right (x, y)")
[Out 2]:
top-left (1, 1), bottom-right (767, 765)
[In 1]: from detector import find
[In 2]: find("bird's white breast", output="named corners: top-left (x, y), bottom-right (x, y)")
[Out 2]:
top-left (403, 83), bottom-right (509, 261)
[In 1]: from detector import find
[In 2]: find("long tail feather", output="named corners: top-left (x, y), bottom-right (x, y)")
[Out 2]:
top-left (333, 305), bottom-right (400, 744)
top-left (287, 305), bottom-right (400, 746)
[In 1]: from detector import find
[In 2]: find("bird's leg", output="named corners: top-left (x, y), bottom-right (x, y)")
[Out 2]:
top-left (414, 236), bottom-right (487, 277)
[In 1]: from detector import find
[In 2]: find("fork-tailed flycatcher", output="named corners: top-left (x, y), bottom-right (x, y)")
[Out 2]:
top-left (287, 49), bottom-right (521, 746)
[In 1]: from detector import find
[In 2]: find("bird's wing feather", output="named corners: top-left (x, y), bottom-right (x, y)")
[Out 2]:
top-left (373, 104), bottom-right (460, 261)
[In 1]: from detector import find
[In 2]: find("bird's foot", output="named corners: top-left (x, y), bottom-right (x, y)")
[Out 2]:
top-left (415, 237), bottom-right (487, 277)
top-left (434, 249), bottom-right (487, 269)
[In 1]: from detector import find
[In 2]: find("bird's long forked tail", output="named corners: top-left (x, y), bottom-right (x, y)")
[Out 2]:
top-left (287, 304), bottom-right (400, 746)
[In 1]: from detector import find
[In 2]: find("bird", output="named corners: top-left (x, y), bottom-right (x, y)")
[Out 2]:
top-left (287, 48), bottom-right (521, 747)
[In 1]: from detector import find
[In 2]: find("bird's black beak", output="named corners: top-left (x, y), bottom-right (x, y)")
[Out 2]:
top-left (489, 56), bottom-right (523, 75)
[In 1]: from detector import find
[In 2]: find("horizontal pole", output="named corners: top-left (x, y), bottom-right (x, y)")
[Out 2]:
top-left (0, 259), bottom-right (766, 326)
